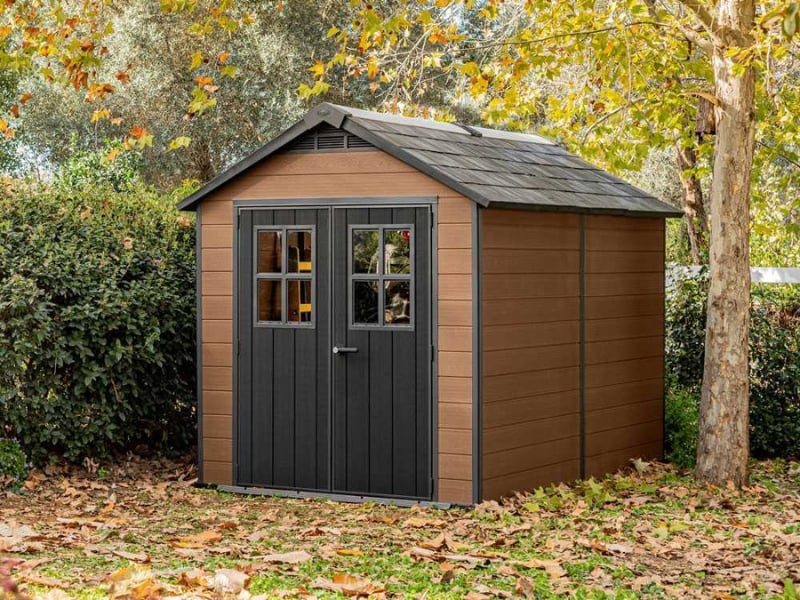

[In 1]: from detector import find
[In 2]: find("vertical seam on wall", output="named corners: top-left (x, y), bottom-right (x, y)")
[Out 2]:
top-left (579, 214), bottom-right (586, 480)
top-left (196, 205), bottom-right (203, 483)
top-left (471, 203), bottom-right (482, 504)
top-left (328, 208), bottom-right (334, 491)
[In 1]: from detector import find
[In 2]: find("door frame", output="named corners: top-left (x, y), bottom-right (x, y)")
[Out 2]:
top-left (231, 196), bottom-right (439, 501)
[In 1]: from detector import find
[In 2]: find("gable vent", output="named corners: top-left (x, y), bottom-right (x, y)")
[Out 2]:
top-left (283, 125), bottom-right (374, 153)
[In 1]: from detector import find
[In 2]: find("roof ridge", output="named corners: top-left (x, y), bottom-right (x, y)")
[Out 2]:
top-left (326, 103), bottom-right (555, 145)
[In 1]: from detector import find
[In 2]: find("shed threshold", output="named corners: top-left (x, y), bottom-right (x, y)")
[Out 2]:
top-left (216, 485), bottom-right (456, 509)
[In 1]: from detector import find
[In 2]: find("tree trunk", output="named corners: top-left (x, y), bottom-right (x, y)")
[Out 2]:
top-left (695, 0), bottom-right (756, 488)
top-left (674, 143), bottom-right (708, 264)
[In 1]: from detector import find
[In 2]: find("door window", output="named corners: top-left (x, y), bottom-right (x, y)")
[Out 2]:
top-left (350, 226), bottom-right (413, 328)
top-left (255, 227), bottom-right (314, 326)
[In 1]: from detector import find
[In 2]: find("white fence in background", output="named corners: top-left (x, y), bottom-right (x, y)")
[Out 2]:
top-left (667, 265), bottom-right (800, 287)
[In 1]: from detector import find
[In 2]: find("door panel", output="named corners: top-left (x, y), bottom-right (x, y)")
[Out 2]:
top-left (237, 204), bottom-right (431, 500)
top-left (332, 206), bottom-right (432, 500)
top-left (237, 208), bottom-right (330, 491)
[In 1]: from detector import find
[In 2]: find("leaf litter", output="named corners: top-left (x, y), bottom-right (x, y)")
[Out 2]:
top-left (0, 457), bottom-right (798, 598)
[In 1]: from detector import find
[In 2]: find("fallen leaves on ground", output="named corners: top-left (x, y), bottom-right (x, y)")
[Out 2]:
top-left (0, 457), bottom-right (799, 598)
top-left (312, 573), bottom-right (384, 597)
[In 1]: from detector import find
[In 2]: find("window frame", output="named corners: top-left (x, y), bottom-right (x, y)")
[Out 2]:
top-left (348, 224), bottom-right (415, 330)
top-left (253, 225), bottom-right (316, 329)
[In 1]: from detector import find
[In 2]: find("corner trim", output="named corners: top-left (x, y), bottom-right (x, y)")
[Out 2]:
top-left (578, 214), bottom-right (586, 479)
top-left (430, 200), bottom-right (440, 501)
top-left (471, 203), bottom-right (483, 504)
top-left (196, 205), bottom-right (203, 483)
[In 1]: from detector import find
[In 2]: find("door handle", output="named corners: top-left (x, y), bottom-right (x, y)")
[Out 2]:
top-left (332, 346), bottom-right (358, 355)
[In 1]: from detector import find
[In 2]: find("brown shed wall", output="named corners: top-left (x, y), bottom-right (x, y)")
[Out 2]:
top-left (583, 215), bottom-right (665, 477)
top-left (480, 210), bottom-right (665, 501)
top-left (197, 150), bottom-right (474, 504)
top-left (480, 210), bottom-right (582, 500)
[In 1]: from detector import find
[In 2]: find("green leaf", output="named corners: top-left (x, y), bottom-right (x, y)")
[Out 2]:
top-left (784, 11), bottom-right (798, 37)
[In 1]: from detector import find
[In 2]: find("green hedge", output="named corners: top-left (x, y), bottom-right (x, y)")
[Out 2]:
top-left (0, 184), bottom-right (196, 464)
top-left (666, 273), bottom-right (800, 461)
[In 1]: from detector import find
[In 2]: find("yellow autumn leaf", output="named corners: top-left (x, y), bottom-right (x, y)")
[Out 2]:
top-left (190, 51), bottom-right (203, 71)
top-left (367, 58), bottom-right (379, 79)
top-left (307, 61), bottom-right (326, 77)
top-left (461, 61), bottom-right (480, 77)
top-left (220, 65), bottom-right (238, 78)
top-left (90, 108), bottom-right (110, 123)
top-left (168, 136), bottom-right (192, 151)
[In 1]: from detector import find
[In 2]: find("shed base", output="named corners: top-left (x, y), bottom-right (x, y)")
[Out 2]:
top-left (216, 485), bottom-right (459, 509)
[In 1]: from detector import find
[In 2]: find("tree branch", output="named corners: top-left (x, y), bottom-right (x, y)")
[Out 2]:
top-left (675, 0), bottom-right (715, 32)
top-left (643, 0), bottom-right (713, 57)
top-left (465, 21), bottom-right (669, 48)
top-left (580, 98), bottom-right (645, 144)
top-left (758, 141), bottom-right (800, 171)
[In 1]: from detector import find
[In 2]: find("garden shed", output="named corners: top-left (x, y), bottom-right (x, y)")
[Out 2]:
top-left (178, 103), bottom-right (682, 506)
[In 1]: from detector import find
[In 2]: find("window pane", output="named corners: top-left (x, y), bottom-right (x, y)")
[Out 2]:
top-left (352, 229), bottom-right (379, 274)
top-left (353, 281), bottom-right (379, 324)
top-left (257, 280), bottom-right (282, 322)
top-left (288, 230), bottom-right (313, 273)
top-left (257, 231), bottom-right (282, 273)
top-left (287, 279), bottom-right (312, 323)
top-left (384, 229), bottom-right (411, 274)
top-left (384, 280), bottom-right (411, 325)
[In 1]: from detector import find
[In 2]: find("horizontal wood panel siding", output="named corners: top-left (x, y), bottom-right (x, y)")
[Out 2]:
top-left (196, 150), bottom-right (472, 503)
top-left (583, 215), bottom-right (665, 477)
top-left (481, 209), bottom-right (581, 500)
top-left (437, 195), bottom-right (473, 504)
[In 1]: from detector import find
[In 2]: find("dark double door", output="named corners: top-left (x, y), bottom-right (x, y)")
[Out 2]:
top-left (236, 205), bottom-right (432, 500)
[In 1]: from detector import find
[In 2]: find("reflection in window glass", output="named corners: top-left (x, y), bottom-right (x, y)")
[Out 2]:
top-left (353, 280), bottom-right (379, 324)
top-left (384, 229), bottom-right (411, 274)
top-left (287, 280), bottom-right (312, 323)
top-left (352, 229), bottom-right (379, 274)
top-left (288, 230), bottom-right (313, 273)
top-left (257, 279), bottom-right (282, 321)
top-left (384, 280), bottom-right (411, 324)
top-left (257, 231), bottom-right (282, 273)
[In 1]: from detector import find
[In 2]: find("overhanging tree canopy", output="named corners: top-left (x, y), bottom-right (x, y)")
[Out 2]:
top-left (303, 0), bottom-right (800, 487)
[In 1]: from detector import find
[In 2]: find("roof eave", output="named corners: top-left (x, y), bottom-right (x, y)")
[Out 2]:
top-left (487, 200), bottom-right (683, 218)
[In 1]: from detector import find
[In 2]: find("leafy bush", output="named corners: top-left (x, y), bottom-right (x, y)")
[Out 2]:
top-left (57, 140), bottom-right (144, 192)
top-left (0, 183), bottom-right (196, 464)
top-left (666, 272), bottom-right (800, 460)
top-left (664, 385), bottom-right (699, 469)
top-left (749, 301), bottom-right (800, 458)
top-left (0, 439), bottom-right (28, 491)
top-left (665, 273), bottom-right (708, 390)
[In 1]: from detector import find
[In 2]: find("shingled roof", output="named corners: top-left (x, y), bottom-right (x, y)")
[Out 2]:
top-left (177, 103), bottom-right (681, 217)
